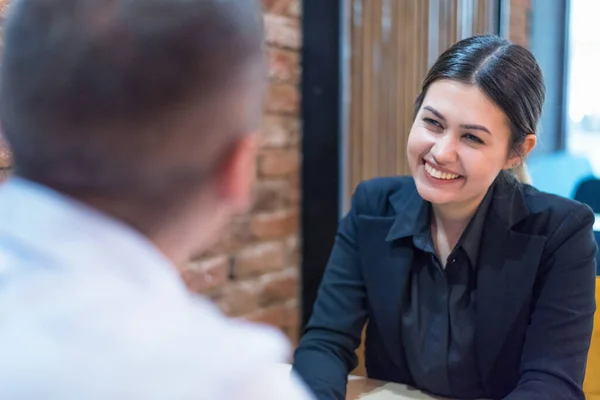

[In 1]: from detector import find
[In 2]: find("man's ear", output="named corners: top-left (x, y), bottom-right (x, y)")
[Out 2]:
top-left (503, 134), bottom-right (536, 170)
top-left (217, 133), bottom-right (258, 212)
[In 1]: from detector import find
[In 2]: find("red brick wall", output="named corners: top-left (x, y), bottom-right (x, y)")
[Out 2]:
top-left (0, 0), bottom-right (304, 344)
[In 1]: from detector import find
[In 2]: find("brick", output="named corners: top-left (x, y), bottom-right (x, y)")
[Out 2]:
top-left (258, 268), bottom-right (299, 306)
top-left (288, 171), bottom-right (300, 204)
top-left (244, 304), bottom-right (286, 327)
top-left (285, 234), bottom-right (300, 266)
top-left (215, 279), bottom-right (260, 317)
top-left (233, 241), bottom-right (286, 278)
top-left (205, 216), bottom-right (253, 255)
top-left (260, 115), bottom-right (300, 148)
top-left (258, 148), bottom-right (299, 177)
top-left (283, 299), bottom-right (299, 328)
top-left (181, 255), bottom-right (229, 294)
top-left (253, 179), bottom-right (291, 212)
top-left (268, 47), bottom-right (300, 83)
top-left (263, 0), bottom-right (301, 18)
top-left (283, 299), bottom-right (300, 344)
top-left (266, 83), bottom-right (299, 114)
top-left (251, 209), bottom-right (299, 239)
top-left (264, 14), bottom-right (301, 50)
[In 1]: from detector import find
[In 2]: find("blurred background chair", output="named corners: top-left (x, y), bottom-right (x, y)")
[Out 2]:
top-left (574, 177), bottom-right (600, 212)
top-left (573, 177), bottom-right (600, 275)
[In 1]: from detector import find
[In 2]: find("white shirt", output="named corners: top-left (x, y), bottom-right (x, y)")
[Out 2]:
top-left (0, 178), bottom-right (313, 400)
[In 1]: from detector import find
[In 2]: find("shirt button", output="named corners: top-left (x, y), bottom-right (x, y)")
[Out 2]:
top-left (451, 258), bottom-right (456, 264)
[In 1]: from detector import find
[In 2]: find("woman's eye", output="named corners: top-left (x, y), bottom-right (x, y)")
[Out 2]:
top-left (464, 133), bottom-right (484, 144)
top-left (423, 118), bottom-right (443, 129)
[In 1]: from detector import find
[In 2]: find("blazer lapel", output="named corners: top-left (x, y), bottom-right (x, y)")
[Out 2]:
top-left (359, 215), bottom-right (415, 366)
top-left (475, 174), bottom-right (547, 381)
top-left (357, 186), bottom-right (425, 368)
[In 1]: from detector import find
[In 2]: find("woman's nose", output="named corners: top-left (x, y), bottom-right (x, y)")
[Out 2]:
top-left (430, 133), bottom-right (458, 164)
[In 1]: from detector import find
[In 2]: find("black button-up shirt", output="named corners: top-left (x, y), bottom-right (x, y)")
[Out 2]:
top-left (400, 186), bottom-right (494, 399)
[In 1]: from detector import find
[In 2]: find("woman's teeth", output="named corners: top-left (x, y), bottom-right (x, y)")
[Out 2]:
top-left (424, 162), bottom-right (460, 180)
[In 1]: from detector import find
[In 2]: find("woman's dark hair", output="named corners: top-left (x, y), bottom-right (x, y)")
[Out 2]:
top-left (414, 35), bottom-right (545, 181)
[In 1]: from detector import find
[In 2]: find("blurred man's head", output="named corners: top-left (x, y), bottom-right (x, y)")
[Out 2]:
top-left (0, 0), bottom-right (265, 263)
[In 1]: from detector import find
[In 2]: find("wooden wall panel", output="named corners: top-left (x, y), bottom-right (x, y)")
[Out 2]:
top-left (344, 0), bottom-right (500, 376)
top-left (344, 0), bottom-right (499, 209)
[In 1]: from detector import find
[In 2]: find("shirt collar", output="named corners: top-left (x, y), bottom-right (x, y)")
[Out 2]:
top-left (0, 178), bottom-right (186, 294)
top-left (386, 177), bottom-right (496, 268)
top-left (385, 183), bottom-right (430, 241)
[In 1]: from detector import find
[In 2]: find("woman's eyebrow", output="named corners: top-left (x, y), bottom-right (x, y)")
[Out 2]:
top-left (423, 105), bottom-right (491, 135)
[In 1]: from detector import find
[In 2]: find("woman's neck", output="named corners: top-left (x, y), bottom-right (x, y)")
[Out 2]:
top-left (430, 195), bottom-right (483, 262)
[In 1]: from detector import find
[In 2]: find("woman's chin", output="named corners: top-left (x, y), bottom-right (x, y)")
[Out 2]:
top-left (414, 178), bottom-right (457, 205)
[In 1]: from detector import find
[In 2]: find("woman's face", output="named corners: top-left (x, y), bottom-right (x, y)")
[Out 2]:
top-left (407, 79), bottom-right (524, 208)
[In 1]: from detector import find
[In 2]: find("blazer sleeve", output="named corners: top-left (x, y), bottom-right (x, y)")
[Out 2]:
top-left (504, 204), bottom-right (597, 400)
top-left (292, 183), bottom-right (369, 400)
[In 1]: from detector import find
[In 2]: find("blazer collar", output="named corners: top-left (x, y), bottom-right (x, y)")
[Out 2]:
top-left (385, 179), bottom-right (428, 242)
top-left (487, 171), bottom-right (530, 229)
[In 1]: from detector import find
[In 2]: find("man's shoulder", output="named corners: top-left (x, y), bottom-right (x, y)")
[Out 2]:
top-left (0, 240), bottom-right (290, 362)
top-left (187, 295), bottom-right (292, 364)
top-left (0, 273), bottom-right (297, 398)
top-left (2, 270), bottom-right (290, 359)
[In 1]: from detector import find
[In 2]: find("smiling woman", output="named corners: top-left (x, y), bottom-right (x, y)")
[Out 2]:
top-left (293, 35), bottom-right (597, 400)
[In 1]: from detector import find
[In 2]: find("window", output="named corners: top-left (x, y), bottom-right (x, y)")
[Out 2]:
top-left (566, 0), bottom-right (600, 174)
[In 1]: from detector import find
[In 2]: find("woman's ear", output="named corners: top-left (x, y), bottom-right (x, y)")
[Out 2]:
top-left (503, 134), bottom-right (537, 170)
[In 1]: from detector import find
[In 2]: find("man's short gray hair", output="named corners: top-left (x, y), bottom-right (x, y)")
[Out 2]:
top-left (0, 0), bottom-right (264, 203)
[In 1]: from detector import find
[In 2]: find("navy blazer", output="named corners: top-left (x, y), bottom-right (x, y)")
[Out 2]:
top-left (293, 173), bottom-right (597, 400)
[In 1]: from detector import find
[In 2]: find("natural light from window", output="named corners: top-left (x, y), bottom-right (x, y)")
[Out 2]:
top-left (567, 0), bottom-right (600, 174)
